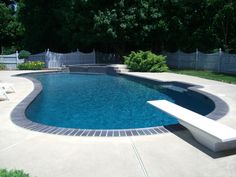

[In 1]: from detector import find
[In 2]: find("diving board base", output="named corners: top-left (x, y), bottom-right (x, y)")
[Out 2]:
top-left (147, 100), bottom-right (236, 152)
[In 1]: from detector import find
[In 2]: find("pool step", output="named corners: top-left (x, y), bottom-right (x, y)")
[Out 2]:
top-left (112, 68), bottom-right (129, 73)
top-left (107, 64), bottom-right (129, 73)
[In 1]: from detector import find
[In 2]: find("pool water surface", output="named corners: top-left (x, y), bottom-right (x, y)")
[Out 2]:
top-left (26, 73), bottom-right (215, 129)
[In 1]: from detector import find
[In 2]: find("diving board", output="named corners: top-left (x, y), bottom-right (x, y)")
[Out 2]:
top-left (147, 100), bottom-right (236, 152)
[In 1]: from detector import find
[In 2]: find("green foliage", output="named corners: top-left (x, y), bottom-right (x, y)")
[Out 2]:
top-left (1, 46), bottom-right (16, 55)
top-left (0, 2), bottom-right (24, 53)
top-left (212, 2), bottom-right (236, 52)
top-left (21, 0), bottom-right (70, 52)
top-left (0, 64), bottom-right (6, 70)
top-left (0, 169), bottom-right (30, 177)
top-left (14, 0), bottom-right (236, 53)
top-left (18, 50), bottom-right (31, 59)
top-left (93, 0), bottom-right (167, 53)
top-left (124, 51), bottom-right (168, 72)
top-left (0, 3), bottom-right (13, 49)
top-left (17, 61), bottom-right (45, 70)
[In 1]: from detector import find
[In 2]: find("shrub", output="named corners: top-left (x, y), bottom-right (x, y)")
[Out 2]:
top-left (0, 64), bottom-right (6, 70)
top-left (18, 50), bottom-right (31, 59)
top-left (1, 47), bottom-right (16, 55)
top-left (124, 51), bottom-right (168, 72)
top-left (0, 169), bottom-right (30, 177)
top-left (17, 61), bottom-right (45, 70)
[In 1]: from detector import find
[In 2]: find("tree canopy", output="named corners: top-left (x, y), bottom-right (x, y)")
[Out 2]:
top-left (0, 1), bottom-right (23, 53)
top-left (1, 0), bottom-right (236, 54)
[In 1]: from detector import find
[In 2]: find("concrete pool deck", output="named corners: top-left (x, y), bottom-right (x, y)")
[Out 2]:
top-left (0, 70), bottom-right (236, 177)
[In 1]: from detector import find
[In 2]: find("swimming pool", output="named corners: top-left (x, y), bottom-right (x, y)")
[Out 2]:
top-left (25, 73), bottom-right (215, 130)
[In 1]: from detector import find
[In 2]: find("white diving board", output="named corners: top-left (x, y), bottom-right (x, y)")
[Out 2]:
top-left (147, 100), bottom-right (236, 152)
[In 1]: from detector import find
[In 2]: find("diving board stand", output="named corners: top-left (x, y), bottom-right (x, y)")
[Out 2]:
top-left (147, 100), bottom-right (236, 152)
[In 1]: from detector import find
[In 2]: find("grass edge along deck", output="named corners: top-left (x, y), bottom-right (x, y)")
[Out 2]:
top-left (147, 100), bottom-right (236, 152)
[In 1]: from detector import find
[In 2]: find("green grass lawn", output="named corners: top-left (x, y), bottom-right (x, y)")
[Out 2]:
top-left (170, 69), bottom-right (236, 84)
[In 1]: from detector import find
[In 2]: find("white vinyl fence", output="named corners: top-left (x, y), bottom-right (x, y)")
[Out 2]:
top-left (0, 51), bottom-right (24, 69)
top-left (95, 52), bottom-right (121, 64)
top-left (28, 50), bottom-right (96, 68)
top-left (28, 49), bottom-right (236, 74)
top-left (164, 49), bottom-right (236, 74)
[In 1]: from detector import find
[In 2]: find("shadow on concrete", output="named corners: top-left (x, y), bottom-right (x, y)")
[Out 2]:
top-left (165, 124), bottom-right (236, 159)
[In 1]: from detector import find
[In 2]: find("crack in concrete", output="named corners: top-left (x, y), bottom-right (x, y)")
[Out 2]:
top-left (130, 138), bottom-right (150, 177)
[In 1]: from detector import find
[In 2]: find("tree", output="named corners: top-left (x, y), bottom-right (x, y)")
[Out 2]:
top-left (212, 1), bottom-right (236, 52)
top-left (93, 0), bottom-right (168, 54)
top-left (55, 0), bottom-right (98, 52)
top-left (18, 0), bottom-right (65, 53)
top-left (16, 0), bottom-right (236, 54)
top-left (0, 2), bottom-right (23, 53)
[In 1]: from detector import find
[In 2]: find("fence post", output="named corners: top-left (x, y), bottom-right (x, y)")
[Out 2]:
top-left (16, 50), bottom-right (19, 65)
top-left (93, 49), bottom-right (96, 64)
top-left (218, 48), bottom-right (222, 72)
top-left (195, 48), bottom-right (199, 70)
top-left (177, 49), bottom-right (180, 69)
top-left (46, 49), bottom-right (50, 68)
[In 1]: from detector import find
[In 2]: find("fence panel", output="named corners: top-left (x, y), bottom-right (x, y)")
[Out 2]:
top-left (96, 52), bottom-right (121, 64)
top-left (164, 52), bottom-right (178, 68)
top-left (164, 50), bottom-right (236, 74)
top-left (28, 50), bottom-right (96, 68)
top-left (220, 53), bottom-right (236, 74)
top-left (178, 51), bottom-right (196, 69)
top-left (197, 52), bottom-right (219, 71)
top-left (77, 50), bottom-right (95, 64)
top-left (0, 53), bottom-right (24, 69)
top-left (61, 52), bottom-right (79, 66)
top-left (27, 52), bottom-right (46, 62)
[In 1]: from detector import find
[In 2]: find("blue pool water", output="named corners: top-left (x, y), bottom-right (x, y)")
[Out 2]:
top-left (26, 73), bottom-right (215, 129)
